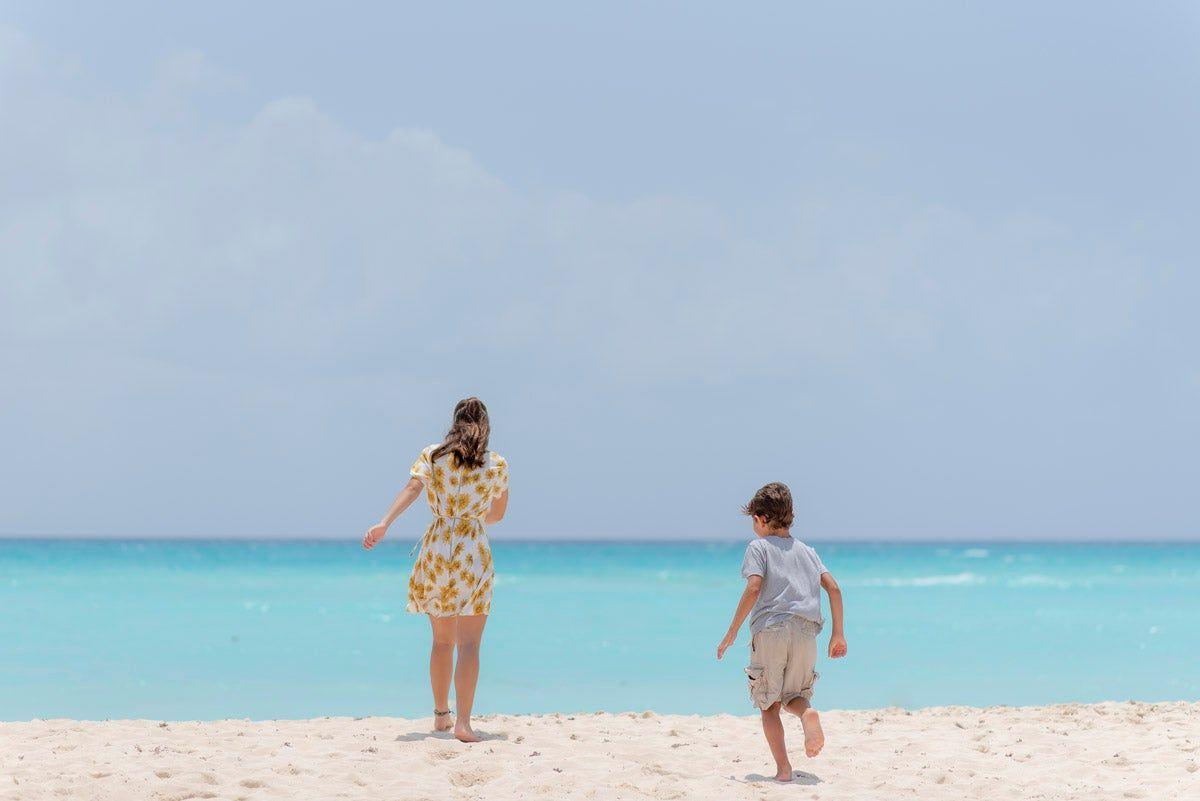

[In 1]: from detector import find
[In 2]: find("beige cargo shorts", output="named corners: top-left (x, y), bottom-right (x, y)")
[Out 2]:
top-left (745, 616), bottom-right (820, 709)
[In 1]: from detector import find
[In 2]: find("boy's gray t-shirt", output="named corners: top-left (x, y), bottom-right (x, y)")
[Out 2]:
top-left (741, 536), bottom-right (828, 636)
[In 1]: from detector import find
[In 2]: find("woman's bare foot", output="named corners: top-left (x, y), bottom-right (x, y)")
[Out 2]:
top-left (454, 722), bottom-right (482, 743)
top-left (773, 763), bottom-right (794, 782)
top-left (800, 709), bottom-right (824, 757)
top-left (433, 710), bottom-right (454, 732)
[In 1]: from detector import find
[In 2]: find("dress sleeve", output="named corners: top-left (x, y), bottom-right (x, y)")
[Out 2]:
top-left (492, 454), bottom-right (509, 494)
top-left (741, 541), bottom-right (766, 579)
top-left (410, 446), bottom-right (432, 484)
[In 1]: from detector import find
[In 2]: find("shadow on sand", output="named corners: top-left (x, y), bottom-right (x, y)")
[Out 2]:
top-left (741, 770), bottom-right (821, 785)
top-left (393, 730), bottom-right (509, 743)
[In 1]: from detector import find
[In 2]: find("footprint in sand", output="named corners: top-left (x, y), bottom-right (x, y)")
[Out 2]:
top-left (426, 746), bottom-right (460, 762)
top-left (448, 766), bottom-right (500, 787)
top-left (239, 778), bottom-right (265, 788)
top-left (641, 763), bottom-right (675, 777)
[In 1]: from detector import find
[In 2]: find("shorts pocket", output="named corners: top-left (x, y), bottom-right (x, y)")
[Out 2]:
top-left (745, 664), bottom-right (768, 708)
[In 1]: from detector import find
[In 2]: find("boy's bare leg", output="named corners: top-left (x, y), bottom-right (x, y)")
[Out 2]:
top-left (784, 698), bottom-right (824, 757)
top-left (760, 703), bottom-right (793, 781)
top-left (452, 614), bottom-right (488, 743)
top-left (428, 615), bottom-right (457, 731)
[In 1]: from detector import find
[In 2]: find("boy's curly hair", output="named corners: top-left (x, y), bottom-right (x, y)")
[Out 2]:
top-left (742, 482), bottom-right (794, 529)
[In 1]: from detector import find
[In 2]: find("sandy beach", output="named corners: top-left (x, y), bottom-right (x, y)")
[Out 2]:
top-left (3, 701), bottom-right (1197, 800)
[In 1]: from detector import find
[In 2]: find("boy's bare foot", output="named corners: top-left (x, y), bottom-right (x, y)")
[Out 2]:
top-left (773, 763), bottom-right (794, 782)
top-left (433, 710), bottom-right (454, 732)
top-left (800, 709), bottom-right (824, 757)
top-left (454, 722), bottom-right (482, 743)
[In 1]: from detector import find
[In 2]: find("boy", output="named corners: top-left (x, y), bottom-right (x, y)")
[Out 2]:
top-left (716, 482), bottom-right (847, 782)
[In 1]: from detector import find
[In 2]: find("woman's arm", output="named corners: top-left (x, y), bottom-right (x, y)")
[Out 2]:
top-left (363, 477), bottom-right (424, 549)
top-left (716, 575), bottom-right (763, 659)
top-left (821, 572), bottom-right (847, 658)
top-left (483, 489), bottom-right (509, 525)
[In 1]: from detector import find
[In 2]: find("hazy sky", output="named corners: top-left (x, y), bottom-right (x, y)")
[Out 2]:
top-left (2, 2), bottom-right (1197, 540)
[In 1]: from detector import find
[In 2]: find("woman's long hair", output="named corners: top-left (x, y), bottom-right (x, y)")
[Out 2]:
top-left (430, 397), bottom-right (490, 469)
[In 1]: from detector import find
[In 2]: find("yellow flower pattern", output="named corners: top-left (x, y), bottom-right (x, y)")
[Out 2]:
top-left (406, 445), bottom-right (508, 617)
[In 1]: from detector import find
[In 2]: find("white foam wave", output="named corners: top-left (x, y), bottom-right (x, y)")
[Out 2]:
top-left (1008, 574), bottom-right (1073, 589)
top-left (859, 572), bottom-right (984, 587)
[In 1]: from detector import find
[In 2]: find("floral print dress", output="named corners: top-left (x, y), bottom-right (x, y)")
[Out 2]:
top-left (406, 445), bottom-right (508, 617)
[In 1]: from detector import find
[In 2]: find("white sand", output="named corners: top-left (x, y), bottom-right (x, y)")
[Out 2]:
top-left (3, 702), bottom-right (1197, 800)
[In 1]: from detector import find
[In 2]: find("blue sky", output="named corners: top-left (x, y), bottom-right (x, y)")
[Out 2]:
top-left (2, 2), bottom-right (1197, 539)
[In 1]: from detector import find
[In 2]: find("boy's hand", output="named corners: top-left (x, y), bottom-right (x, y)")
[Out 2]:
top-left (716, 630), bottom-right (737, 660)
top-left (363, 524), bottom-right (388, 550)
top-left (828, 634), bottom-right (847, 658)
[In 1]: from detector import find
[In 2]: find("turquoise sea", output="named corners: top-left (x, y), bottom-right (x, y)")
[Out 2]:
top-left (3, 540), bottom-right (1197, 721)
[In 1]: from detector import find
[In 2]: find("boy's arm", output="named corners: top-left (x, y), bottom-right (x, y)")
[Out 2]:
top-left (716, 575), bottom-right (763, 659)
top-left (821, 572), bottom-right (847, 658)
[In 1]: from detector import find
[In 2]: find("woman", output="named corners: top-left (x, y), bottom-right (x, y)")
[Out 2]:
top-left (363, 397), bottom-right (509, 743)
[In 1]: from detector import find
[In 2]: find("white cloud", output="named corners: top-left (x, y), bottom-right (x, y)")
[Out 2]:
top-left (3, 29), bottom-right (1179, 382)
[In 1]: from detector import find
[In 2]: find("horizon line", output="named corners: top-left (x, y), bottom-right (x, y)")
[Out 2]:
top-left (2, 535), bottom-right (1198, 545)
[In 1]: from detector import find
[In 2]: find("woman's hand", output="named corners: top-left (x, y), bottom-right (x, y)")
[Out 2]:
top-left (363, 523), bottom-right (388, 550)
top-left (366, 479), bottom-right (424, 550)
top-left (828, 633), bottom-right (848, 658)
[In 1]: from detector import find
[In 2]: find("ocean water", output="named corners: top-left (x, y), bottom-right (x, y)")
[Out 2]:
top-left (2, 539), bottom-right (1197, 721)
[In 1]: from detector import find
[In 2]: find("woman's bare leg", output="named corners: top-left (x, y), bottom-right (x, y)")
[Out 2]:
top-left (452, 614), bottom-right (488, 742)
top-left (428, 615), bottom-right (457, 730)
